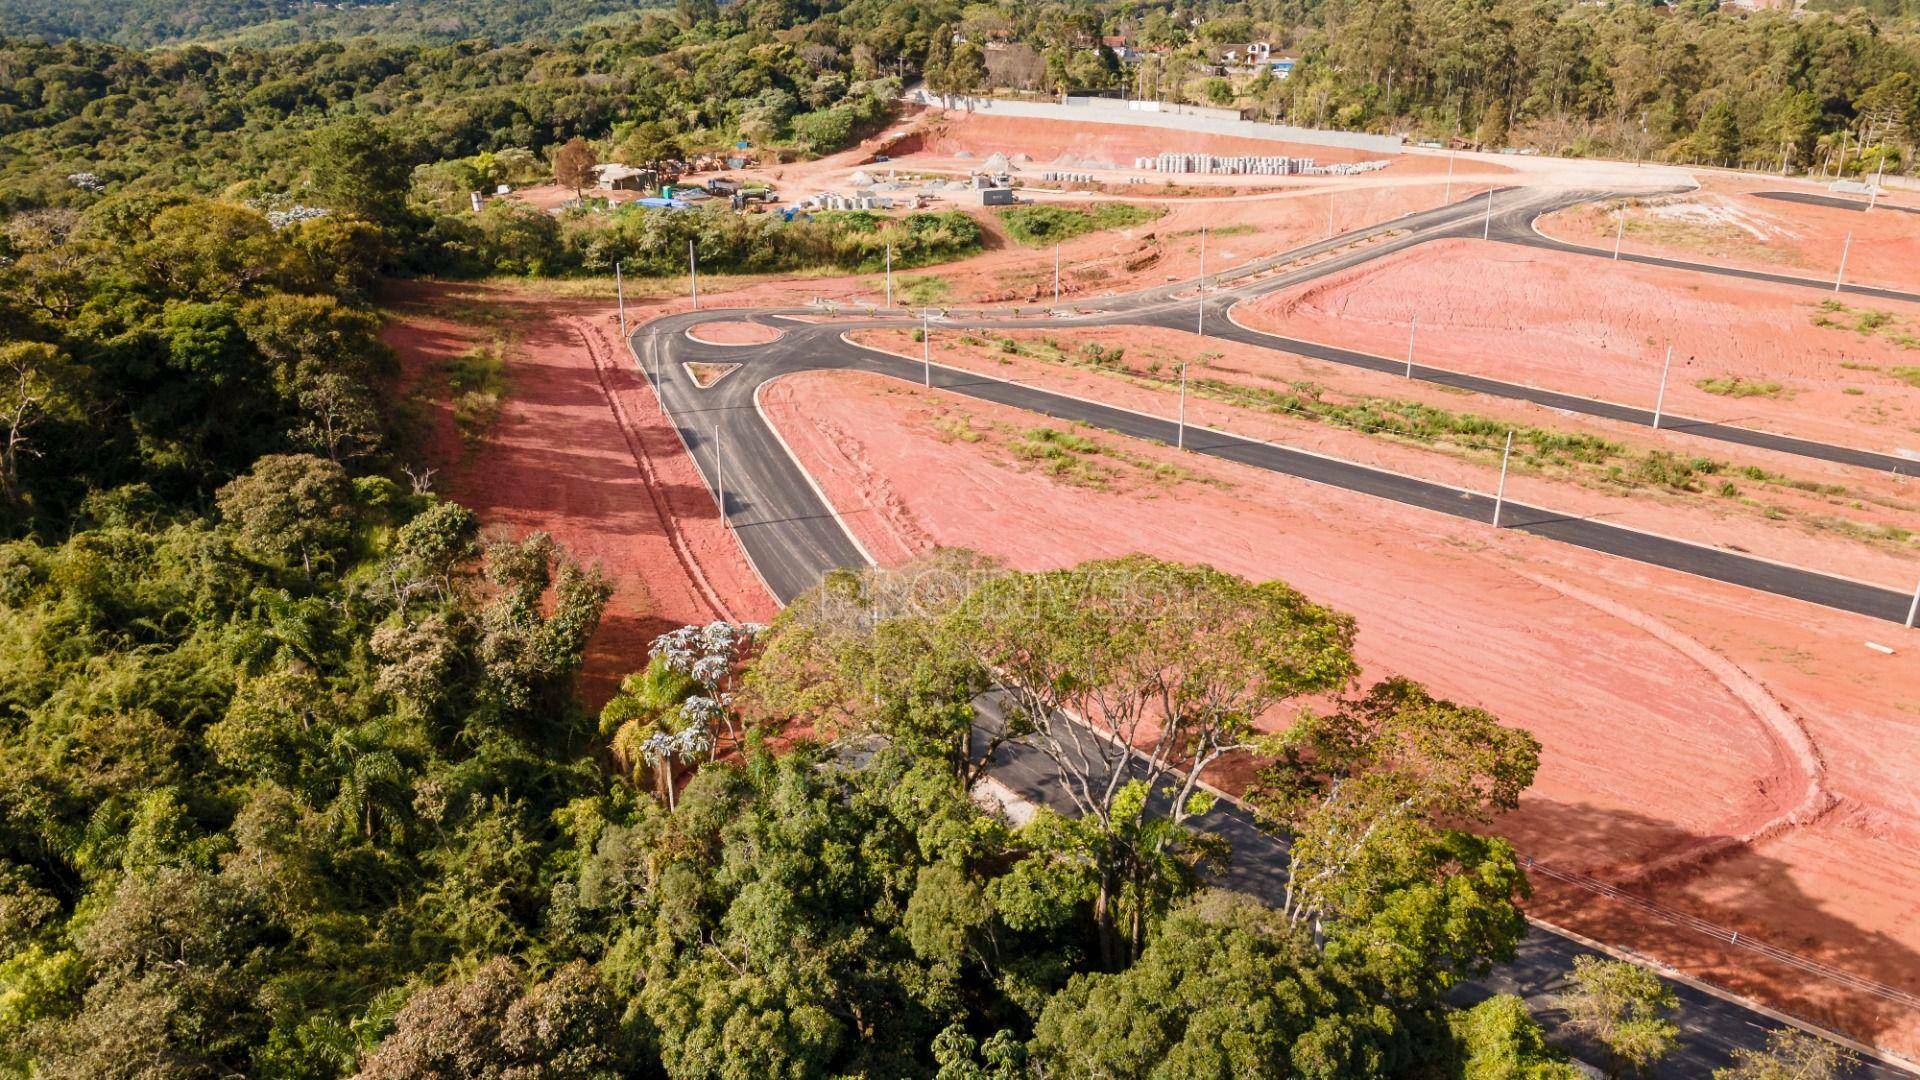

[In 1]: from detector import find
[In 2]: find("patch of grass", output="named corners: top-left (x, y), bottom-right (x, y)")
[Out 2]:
top-left (1177, 223), bottom-right (1256, 238)
top-left (1843, 386), bottom-right (1865, 395)
top-left (446, 344), bottom-right (508, 447)
top-left (1890, 366), bottom-right (1920, 387)
top-left (1840, 361), bottom-right (1880, 371)
top-left (933, 416), bottom-right (983, 443)
top-left (1695, 376), bottom-right (1783, 398)
top-left (1814, 300), bottom-right (1920, 350)
top-left (894, 274), bottom-right (951, 306)
top-left (997, 202), bottom-right (1167, 247)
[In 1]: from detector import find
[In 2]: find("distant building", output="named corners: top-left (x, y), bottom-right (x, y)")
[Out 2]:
top-left (1215, 41), bottom-right (1273, 73)
top-left (594, 163), bottom-right (653, 191)
top-left (1270, 56), bottom-right (1297, 79)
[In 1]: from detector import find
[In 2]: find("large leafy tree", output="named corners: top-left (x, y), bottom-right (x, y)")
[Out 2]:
top-left (1562, 956), bottom-right (1681, 1078)
top-left (957, 556), bottom-right (1356, 965)
top-left (1253, 678), bottom-right (1541, 1001)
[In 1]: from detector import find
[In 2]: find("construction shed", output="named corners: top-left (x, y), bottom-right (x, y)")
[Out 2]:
top-left (594, 164), bottom-right (654, 191)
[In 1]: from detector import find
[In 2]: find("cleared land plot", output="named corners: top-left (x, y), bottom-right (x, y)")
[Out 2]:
top-left (1235, 238), bottom-right (1920, 455)
top-left (383, 281), bottom-right (776, 705)
top-left (1537, 175), bottom-right (1920, 295)
top-left (761, 367), bottom-right (1920, 1059)
top-left (851, 325), bottom-right (1920, 585)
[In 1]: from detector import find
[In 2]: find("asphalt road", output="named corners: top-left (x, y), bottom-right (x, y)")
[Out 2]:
top-left (625, 184), bottom-right (1919, 1075)
top-left (972, 693), bottom-right (1906, 1078)
top-left (1507, 189), bottom-right (1920, 307)
top-left (1755, 190), bottom-right (1920, 217)
top-left (637, 307), bottom-right (1915, 622)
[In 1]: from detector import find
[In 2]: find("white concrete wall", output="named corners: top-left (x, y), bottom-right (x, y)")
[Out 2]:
top-left (908, 90), bottom-right (1405, 155)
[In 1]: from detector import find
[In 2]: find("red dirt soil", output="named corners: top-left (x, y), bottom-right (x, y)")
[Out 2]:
top-left (687, 320), bottom-right (785, 345)
top-left (758, 368), bottom-right (1920, 1057)
top-left (1537, 173), bottom-right (1920, 295)
top-left (383, 281), bottom-right (775, 706)
top-left (898, 108), bottom-right (1520, 185)
top-left (848, 326), bottom-right (1920, 589)
top-left (1236, 237), bottom-right (1920, 455)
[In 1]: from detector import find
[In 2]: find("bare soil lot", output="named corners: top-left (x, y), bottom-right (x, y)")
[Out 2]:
top-left (383, 281), bottom-right (775, 705)
top-left (760, 367), bottom-right (1920, 1057)
top-left (1536, 174), bottom-right (1920, 295)
top-left (1236, 238), bottom-right (1920, 455)
top-left (849, 325), bottom-right (1920, 588)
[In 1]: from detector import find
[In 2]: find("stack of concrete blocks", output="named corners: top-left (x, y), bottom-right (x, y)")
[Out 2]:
top-left (1299, 160), bottom-right (1391, 176)
top-left (1132, 152), bottom-right (1312, 175)
top-left (1041, 171), bottom-right (1098, 183)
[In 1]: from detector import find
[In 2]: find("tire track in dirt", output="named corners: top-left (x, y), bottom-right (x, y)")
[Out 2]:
top-left (1519, 570), bottom-right (1834, 885)
top-left (572, 315), bottom-right (740, 624)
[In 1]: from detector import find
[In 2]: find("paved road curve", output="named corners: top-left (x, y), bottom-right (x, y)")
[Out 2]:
top-left (624, 184), bottom-right (1920, 1075)
top-left (1754, 190), bottom-right (1920, 217)
top-left (637, 310), bottom-right (1915, 622)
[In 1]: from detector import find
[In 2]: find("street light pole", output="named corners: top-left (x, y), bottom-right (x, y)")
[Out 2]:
top-left (1492, 430), bottom-right (1514, 528)
top-left (1443, 150), bottom-right (1454, 204)
top-left (1835, 230), bottom-right (1853, 293)
top-left (922, 313), bottom-right (931, 388)
top-left (1613, 211), bottom-right (1626, 261)
top-left (885, 243), bottom-right (894, 307)
top-left (616, 260), bottom-right (627, 336)
top-left (1907, 577), bottom-right (1919, 629)
top-left (1177, 363), bottom-right (1188, 450)
top-left (1406, 315), bottom-right (1417, 378)
top-left (688, 240), bottom-right (698, 311)
top-left (713, 422), bottom-right (725, 528)
top-left (1053, 243), bottom-right (1061, 307)
top-left (1653, 346), bottom-right (1673, 430)
top-left (1482, 188), bottom-right (1494, 240)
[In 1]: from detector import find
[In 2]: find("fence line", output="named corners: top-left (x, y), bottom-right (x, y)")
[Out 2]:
top-left (1523, 855), bottom-right (1920, 1010)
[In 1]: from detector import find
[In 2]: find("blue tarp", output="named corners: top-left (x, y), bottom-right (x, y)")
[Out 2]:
top-left (636, 197), bottom-right (692, 210)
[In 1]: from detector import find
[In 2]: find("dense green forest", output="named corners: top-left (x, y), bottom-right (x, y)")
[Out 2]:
top-left (0, 173), bottom-right (1581, 1069)
top-left (0, 0), bottom-right (1891, 1074)
top-left (0, 0), bottom-right (664, 49)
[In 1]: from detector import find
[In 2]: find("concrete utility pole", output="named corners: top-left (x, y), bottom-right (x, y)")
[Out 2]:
top-left (1443, 150), bottom-right (1455, 204)
top-left (713, 422), bottom-right (725, 527)
top-left (689, 240), bottom-right (699, 310)
top-left (1907, 577), bottom-right (1919, 629)
top-left (1870, 161), bottom-right (1885, 212)
top-left (922, 313), bottom-right (931, 388)
top-left (1199, 227), bottom-right (1208, 293)
top-left (1653, 346), bottom-right (1673, 430)
top-left (1405, 315), bottom-right (1417, 378)
top-left (885, 243), bottom-right (894, 307)
top-left (1053, 243), bottom-right (1061, 306)
top-left (1482, 188), bottom-right (1494, 240)
top-left (1835, 230), bottom-right (1853, 293)
top-left (1177, 363), bottom-right (1188, 450)
top-left (1492, 430), bottom-right (1514, 528)
top-left (1613, 211), bottom-right (1626, 260)
top-left (616, 261), bottom-right (627, 336)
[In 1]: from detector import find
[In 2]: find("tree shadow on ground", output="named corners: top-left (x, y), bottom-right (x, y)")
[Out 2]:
top-left (1484, 795), bottom-right (1920, 1070)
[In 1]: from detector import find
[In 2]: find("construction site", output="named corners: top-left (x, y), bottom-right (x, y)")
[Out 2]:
top-left (385, 98), bottom-right (1920, 1074)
